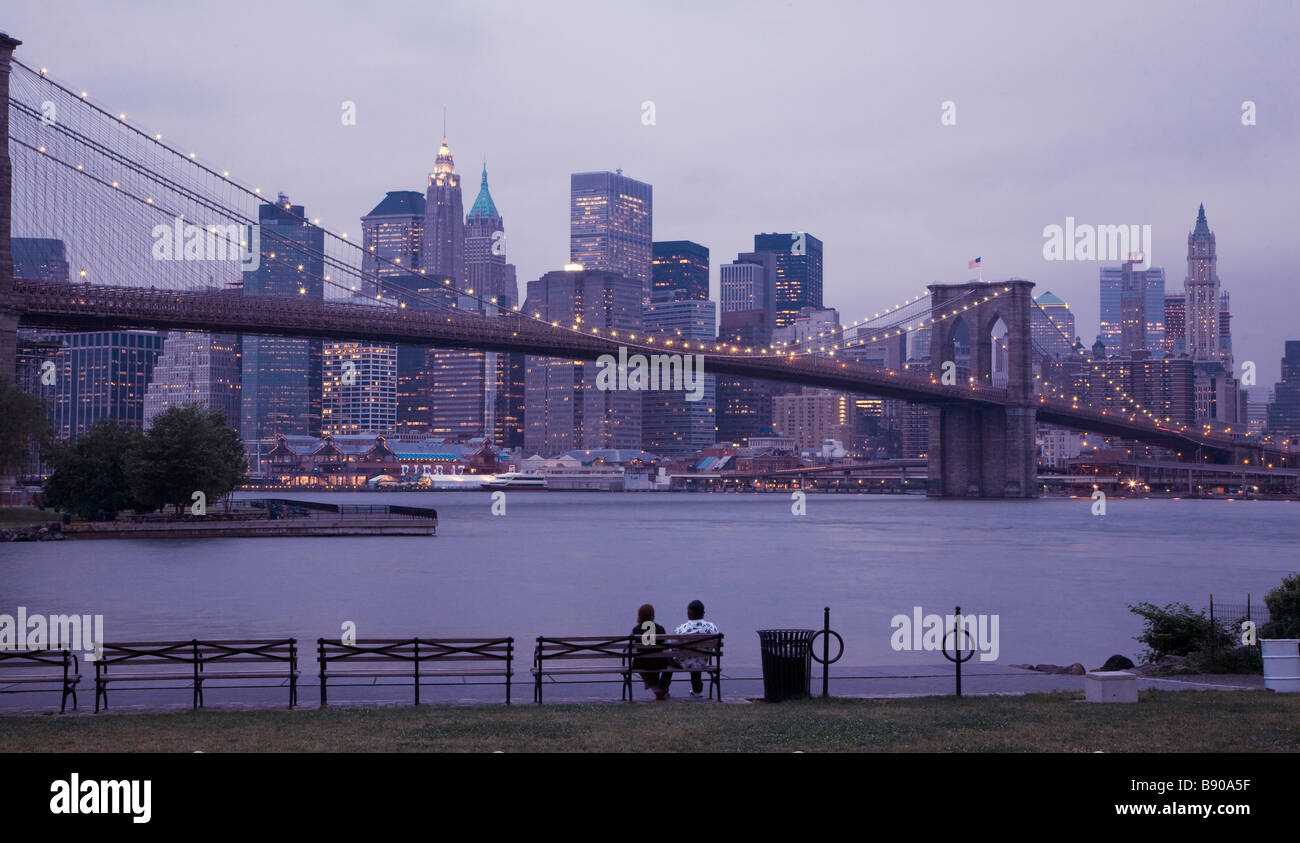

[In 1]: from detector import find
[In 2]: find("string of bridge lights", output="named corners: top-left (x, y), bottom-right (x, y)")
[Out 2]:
top-left (17, 61), bottom-right (1035, 359)
top-left (16, 61), bottom-right (1068, 372)
top-left (1031, 303), bottom-right (1199, 435)
top-left (10, 60), bottom-right (1285, 450)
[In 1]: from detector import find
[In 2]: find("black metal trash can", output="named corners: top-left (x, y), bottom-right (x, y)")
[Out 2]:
top-left (757, 629), bottom-right (815, 701)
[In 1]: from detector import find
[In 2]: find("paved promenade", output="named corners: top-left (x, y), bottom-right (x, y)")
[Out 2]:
top-left (0, 664), bottom-right (1268, 716)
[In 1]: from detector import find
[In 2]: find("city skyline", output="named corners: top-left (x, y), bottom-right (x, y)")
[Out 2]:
top-left (4, 2), bottom-right (1296, 386)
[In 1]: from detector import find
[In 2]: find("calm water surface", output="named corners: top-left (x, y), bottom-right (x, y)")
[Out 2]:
top-left (2, 493), bottom-right (1297, 668)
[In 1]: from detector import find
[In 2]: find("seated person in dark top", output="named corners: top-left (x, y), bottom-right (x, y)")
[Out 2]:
top-left (631, 603), bottom-right (672, 700)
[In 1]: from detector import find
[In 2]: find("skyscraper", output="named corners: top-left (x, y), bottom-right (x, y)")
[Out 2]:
top-left (753, 232), bottom-right (823, 328)
top-left (424, 164), bottom-right (523, 446)
top-left (524, 268), bottom-right (642, 454)
top-left (772, 307), bottom-right (840, 352)
top-left (714, 309), bottom-right (796, 446)
top-left (1267, 341), bottom-right (1300, 438)
top-left (42, 330), bottom-right (164, 440)
top-left (1100, 261), bottom-right (1164, 355)
top-left (720, 252), bottom-right (775, 314)
top-left (1163, 294), bottom-right (1185, 356)
top-left (774, 388), bottom-right (855, 453)
top-left (322, 342), bottom-right (397, 435)
top-left (1031, 291), bottom-right (1076, 360)
top-left (241, 195), bottom-right (325, 440)
top-left (651, 240), bottom-right (709, 301)
top-left (348, 190), bottom-right (423, 436)
top-left (463, 164), bottom-right (518, 306)
top-left (570, 171), bottom-right (653, 305)
top-left (427, 293), bottom-right (496, 442)
top-left (11, 237), bottom-right (69, 282)
top-left (1218, 290), bottom-right (1233, 367)
top-left (421, 136), bottom-right (464, 284)
top-left (641, 290), bottom-right (717, 455)
top-left (1184, 204), bottom-right (1222, 362)
top-left (143, 330), bottom-right (241, 430)
top-left (384, 272), bottom-right (457, 437)
top-left (361, 190), bottom-right (424, 285)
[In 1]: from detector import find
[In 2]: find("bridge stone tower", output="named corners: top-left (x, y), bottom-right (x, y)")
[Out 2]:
top-left (0, 33), bottom-right (21, 380)
top-left (926, 279), bottom-right (1039, 498)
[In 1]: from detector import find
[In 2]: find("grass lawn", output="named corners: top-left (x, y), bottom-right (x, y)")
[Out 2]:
top-left (3, 691), bottom-right (1298, 752)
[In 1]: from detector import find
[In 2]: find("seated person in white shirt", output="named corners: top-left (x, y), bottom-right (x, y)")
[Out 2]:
top-left (674, 600), bottom-right (720, 697)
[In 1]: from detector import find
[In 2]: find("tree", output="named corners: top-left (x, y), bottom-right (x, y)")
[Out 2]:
top-left (126, 404), bottom-right (247, 513)
top-left (42, 419), bottom-right (145, 520)
top-left (0, 376), bottom-right (51, 485)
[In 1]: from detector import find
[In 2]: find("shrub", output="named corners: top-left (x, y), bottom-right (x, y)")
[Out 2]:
top-left (1260, 573), bottom-right (1300, 639)
top-left (1128, 601), bottom-right (1233, 662)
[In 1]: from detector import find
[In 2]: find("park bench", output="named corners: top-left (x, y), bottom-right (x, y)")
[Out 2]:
top-left (0, 648), bottom-right (81, 712)
top-left (93, 639), bottom-right (299, 712)
top-left (317, 637), bottom-right (515, 705)
top-left (531, 633), bottom-right (724, 703)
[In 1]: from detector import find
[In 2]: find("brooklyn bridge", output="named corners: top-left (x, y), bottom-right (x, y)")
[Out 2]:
top-left (0, 33), bottom-right (1290, 497)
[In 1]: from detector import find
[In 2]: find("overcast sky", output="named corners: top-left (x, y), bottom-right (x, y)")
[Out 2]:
top-left (6, 0), bottom-right (1299, 384)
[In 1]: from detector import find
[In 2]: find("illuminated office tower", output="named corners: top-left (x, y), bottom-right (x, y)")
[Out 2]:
top-left (11, 237), bottom-right (70, 282)
top-left (383, 273), bottom-right (457, 437)
top-left (1184, 204), bottom-right (1222, 362)
top-left (424, 164), bottom-right (522, 445)
top-left (570, 170), bottom-right (653, 305)
top-left (143, 330), bottom-right (241, 430)
top-left (524, 267), bottom-right (642, 454)
top-left (421, 136), bottom-right (464, 284)
top-left (351, 190), bottom-right (423, 433)
top-left (1218, 291), bottom-right (1233, 367)
top-left (322, 342), bottom-right (397, 435)
top-left (651, 240), bottom-right (709, 301)
top-left (1164, 294), bottom-right (1185, 356)
top-left (36, 330), bottom-right (163, 440)
top-left (714, 309), bottom-right (797, 446)
top-left (1267, 342), bottom-right (1300, 437)
top-left (720, 252), bottom-right (775, 314)
top-left (1100, 261), bottom-right (1164, 356)
top-left (1030, 292), bottom-right (1075, 360)
top-left (753, 232), bottom-right (823, 328)
top-left (361, 190), bottom-right (424, 284)
top-left (774, 388), bottom-right (855, 453)
top-left (641, 291), bottom-right (717, 455)
top-left (241, 195), bottom-right (324, 439)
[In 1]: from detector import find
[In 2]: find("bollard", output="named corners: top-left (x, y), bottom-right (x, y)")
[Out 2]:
top-left (809, 606), bottom-right (844, 698)
top-left (940, 605), bottom-right (976, 696)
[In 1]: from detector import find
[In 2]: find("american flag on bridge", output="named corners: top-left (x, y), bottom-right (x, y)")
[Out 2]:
top-left (968, 257), bottom-right (982, 269)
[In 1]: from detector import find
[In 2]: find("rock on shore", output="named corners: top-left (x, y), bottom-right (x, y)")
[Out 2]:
top-left (1, 522), bottom-right (66, 542)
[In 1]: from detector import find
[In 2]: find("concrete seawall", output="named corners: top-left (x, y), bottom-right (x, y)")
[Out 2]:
top-left (63, 518), bottom-right (436, 539)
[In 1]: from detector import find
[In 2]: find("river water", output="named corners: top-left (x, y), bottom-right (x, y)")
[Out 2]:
top-left (2, 493), bottom-right (1296, 669)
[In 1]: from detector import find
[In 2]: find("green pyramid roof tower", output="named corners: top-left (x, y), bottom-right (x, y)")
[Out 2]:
top-left (467, 164), bottom-right (500, 222)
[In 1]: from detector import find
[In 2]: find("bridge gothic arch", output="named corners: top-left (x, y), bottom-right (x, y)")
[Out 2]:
top-left (926, 279), bottom-right (1038, 497)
